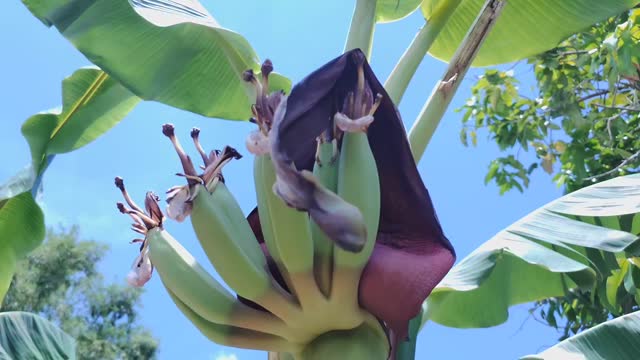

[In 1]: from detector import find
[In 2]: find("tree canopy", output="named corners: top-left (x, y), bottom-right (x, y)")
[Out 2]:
top-left (1, 226), bottom-right (158, 359)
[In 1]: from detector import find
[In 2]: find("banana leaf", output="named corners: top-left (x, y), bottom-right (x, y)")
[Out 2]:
top-left (22, 0), bottom-right (291, 121)
top-left (0, 312), bottom-right (76, 360)
top-left (1, 67), bottom-right (138, 302)
top-left (424, 174), bottom-right (640, 328)
top-left (376, 0), bottom-right (422, 23)
top-left (21, 67), bottom-right (140, 175)
top-left (520, 310), bottom-right (640, 360)
top-left (421, 0), bottom-right (639, 66)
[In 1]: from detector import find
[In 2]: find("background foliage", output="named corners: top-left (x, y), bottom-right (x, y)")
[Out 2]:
top-left (1, 226), bottom-right (158, 359)
top-left (461, 9), bottom-right (640, 340)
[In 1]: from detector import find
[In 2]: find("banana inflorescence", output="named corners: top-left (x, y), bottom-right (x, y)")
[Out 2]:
top-left (114, 56), bottom-right (387, 359)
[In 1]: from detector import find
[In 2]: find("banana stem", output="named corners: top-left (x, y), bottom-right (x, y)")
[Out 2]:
top-left (394, 308), bottom-right (424, 360)
top-left (296, 317), bottom-right (389, 360)
top-left (384, 0), bottom-right (463, 105)
top-left (407, 0), bottom-right (506, 163)
top-left (344, 0), bottom-right (377, 58)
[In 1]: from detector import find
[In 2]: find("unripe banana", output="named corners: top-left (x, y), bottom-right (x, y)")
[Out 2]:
top-left (332, 130), bottom-right (380, 309)
top-left (310, 139), bottom-right (339, 297)
top-left (254, 154), bottom-right (322, 308)
top-left (146, 227), bottom-right (292, 339)
top-left (190, 182), bottom-right (300, 321)
top-left (163, 282), bottom-right (298, 353)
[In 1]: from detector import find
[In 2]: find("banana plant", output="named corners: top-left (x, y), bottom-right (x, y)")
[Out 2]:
top-left (2, 0), bottom-right (640, 359)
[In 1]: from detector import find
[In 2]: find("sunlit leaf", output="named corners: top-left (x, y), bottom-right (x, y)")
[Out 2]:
top-left (376, 0), bottom-right (422, 23)
top-left (421, 0), bottom-right (639, 66)
top-left (22, 0), bottom-right (291, 120)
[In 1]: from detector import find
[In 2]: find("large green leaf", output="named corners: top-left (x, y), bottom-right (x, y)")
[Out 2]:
top-left (0, 192), bottom-right (45, 301)
top-left (421, 0), bottom-right (639, 66)
top-left (521, 311), bottom-right (640, 360)
top-left (425, 174), bottom-right (640, 328)
top-left (22, 0), bottom-right (291, 121)
top-left (376, 0), bottom-right (422, 23)
top-left (21, 67), bottom-right (140, 174)
top-left (0, 312), bottom-right (76, 360)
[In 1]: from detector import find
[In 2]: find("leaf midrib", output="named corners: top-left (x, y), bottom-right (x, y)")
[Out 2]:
top-left (48, 71), bottom-right (109, 142)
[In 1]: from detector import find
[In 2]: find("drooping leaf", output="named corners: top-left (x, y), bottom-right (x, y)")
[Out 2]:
top-left (0, 312), bottom-right (76, 360)
top-left (376, 0), bottom-right (422, 23)
top-left (421, 0), bottom-right (639, 66)
top-left (22, 0), bottom-right (291, 120)
top-left (0, 191), bottom-right (45, 301)
top-left (425, 174), bottom-right (640, 328)
top-left (520, 310), bottom-right (640, 360)
top-left (21, 67), bottom-right (140, 175)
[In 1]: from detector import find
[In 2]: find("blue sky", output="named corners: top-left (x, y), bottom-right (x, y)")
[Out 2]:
top-left (1, 1), bottom-right (569, 359)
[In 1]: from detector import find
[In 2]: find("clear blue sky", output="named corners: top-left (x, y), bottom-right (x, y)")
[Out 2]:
top-left (1, 1), bottom-right (568, 359)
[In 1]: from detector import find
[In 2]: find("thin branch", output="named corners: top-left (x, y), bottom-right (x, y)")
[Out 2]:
top-left (557, 50), bottom-right (589, 57)
top-left (592, 103), bottom-right (640, 112)
top-left (577, 89), bottom-right (614, 103)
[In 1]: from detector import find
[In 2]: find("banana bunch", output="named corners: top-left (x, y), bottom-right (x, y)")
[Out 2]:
top-left (114, 56), bottom-right (388, 359)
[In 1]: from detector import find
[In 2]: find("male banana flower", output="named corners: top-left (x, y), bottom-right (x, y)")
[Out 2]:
top-left (115, 49), bottom-right (454, 359)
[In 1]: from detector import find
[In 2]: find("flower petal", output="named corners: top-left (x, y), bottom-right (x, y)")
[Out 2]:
top-left (126, 249), bottom-right (153, 287)
top-left (166, 186), bottom-right (192, 222)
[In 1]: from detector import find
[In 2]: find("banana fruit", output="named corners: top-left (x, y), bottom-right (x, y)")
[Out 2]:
top-left (310, 137), bottom-right (339, 298)
top-left (164, 281), bottom-right (297, 353)
top-left (332, 54), bottom-right (382, 307)
top-left (254, 153), bottom-right (323, 309)
top-left (146, 226), bottom-right (292, 339)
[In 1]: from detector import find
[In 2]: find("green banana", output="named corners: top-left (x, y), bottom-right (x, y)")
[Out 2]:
top-left (310, 139), bottom-right (339, 298)
top-left (331, 130), bottom-right (380, 314)
top-left (146, 227), bottom-right (293, 339)
top-left (190, 181), bottom-right (300, 322)
top-left (332, 55), bottom-right (382, 308)
top-left (254, 154), bottom-right (323, 309)
top-left (163, 281), bottom-right (298, 353)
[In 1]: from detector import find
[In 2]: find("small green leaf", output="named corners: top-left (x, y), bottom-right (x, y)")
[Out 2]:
top-left (0, 191), bottom-right (45, 300)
